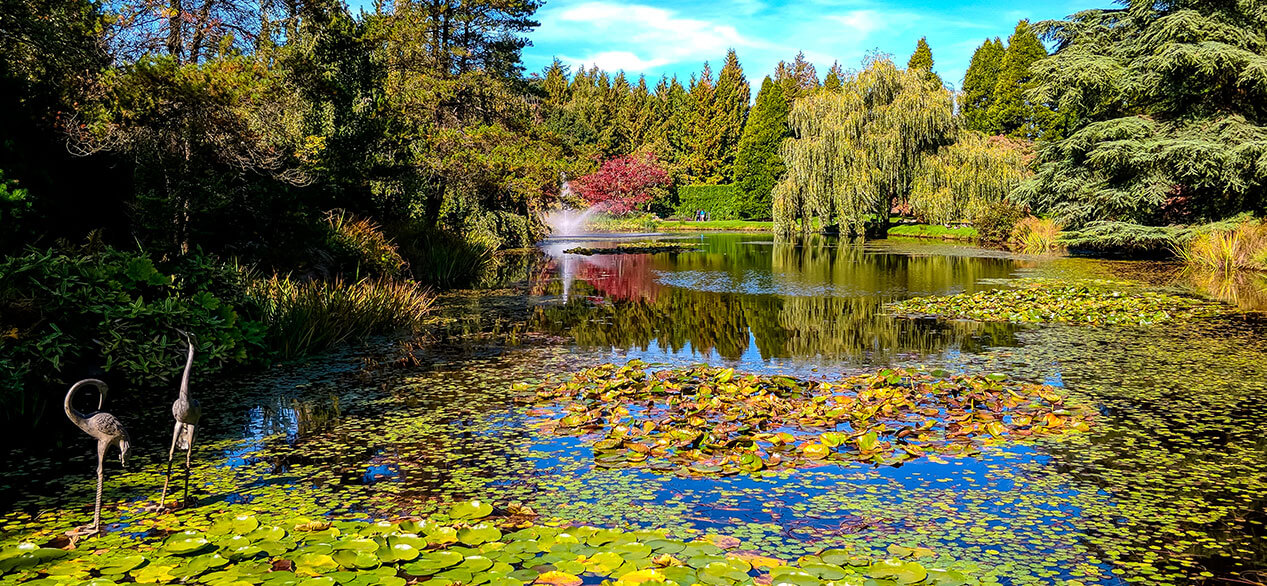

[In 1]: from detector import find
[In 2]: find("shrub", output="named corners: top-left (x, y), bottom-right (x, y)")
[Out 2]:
top-left (395, 224), bottom-right (494, 289)
top-left (1176, 220), bottom-right (1267, 272)
top-left (971, 201), bottom-right (1026, 242)
top-left (323, 210), bottom-right (408, 278)
top-left (1011, 217), bottom-right (1063, 254)
top-left (674, 185), bottom-right (742, 220)
top-left (246, 274), bottom-right (434, 359)
top-left (1058, 221), bottom-right (1181, 256)
top-left (0, 248), bottom-right (267, 425)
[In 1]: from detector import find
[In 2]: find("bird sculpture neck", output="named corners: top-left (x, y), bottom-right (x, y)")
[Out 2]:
top-left (179, 341), bottom-right (195, 401)
top-left (65, 379), bottom-right (106, 433)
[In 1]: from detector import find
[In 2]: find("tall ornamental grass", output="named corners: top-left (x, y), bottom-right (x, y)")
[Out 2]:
top-left (1175, 221), bottom-right (1267, 273)
top-left (247, 274), bottom-right (434, 359)
top-left (1010, 217), bottom-right (1063, 254)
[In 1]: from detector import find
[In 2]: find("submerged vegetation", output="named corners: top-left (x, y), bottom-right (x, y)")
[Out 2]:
top-left (521, 363), bottom-right (1090, 475)
top-left (889, 279), bottom-right (1220, 325)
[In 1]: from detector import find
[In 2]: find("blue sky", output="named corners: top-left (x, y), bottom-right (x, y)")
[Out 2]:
top-left (518, 0), bottom-right (1105, 90)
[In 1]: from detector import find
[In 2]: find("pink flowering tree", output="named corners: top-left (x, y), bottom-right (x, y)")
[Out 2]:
top-left (573, 153), bottom-right (670, 215)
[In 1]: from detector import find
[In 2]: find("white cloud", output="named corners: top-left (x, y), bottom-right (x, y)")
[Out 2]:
top-left (537, 1), bottom-right (764, 73)
top-left (828, 10), bottom-right (882, 36)
top-left (560, 51), bottom-right (672, 72)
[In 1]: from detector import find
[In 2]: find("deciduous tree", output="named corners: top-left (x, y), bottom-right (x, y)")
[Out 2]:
top-left (574, 153), bottom-right (670, 215)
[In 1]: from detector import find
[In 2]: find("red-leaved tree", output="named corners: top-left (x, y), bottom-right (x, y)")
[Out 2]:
top-left (573, 153), bottom-right (669, 215)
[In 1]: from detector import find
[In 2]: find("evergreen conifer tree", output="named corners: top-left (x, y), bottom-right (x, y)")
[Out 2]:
top-left (987, 21), bottom-right (1055, 138)
top-left (542, 58), bottom-right (569, 107)
top-left (823, 62), bottom-right (844, 92)
top-left (960, 38), bottom-right (1004, 133)
top-left (734, 77), bottom-right (789, 219)
top-left (714, 49), bottom-right (751, 182)
top-left (907, 37), bottom-right (941, 86)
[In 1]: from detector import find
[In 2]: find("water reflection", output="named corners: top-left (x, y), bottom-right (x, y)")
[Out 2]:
top-left (535, 234), bottom-right (1024, 365)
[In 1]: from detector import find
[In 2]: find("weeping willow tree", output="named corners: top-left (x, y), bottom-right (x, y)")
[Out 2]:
top-left (910, 132), bottom-right (1032, 224)
top-left (773, 56), bottom-right (955, 236)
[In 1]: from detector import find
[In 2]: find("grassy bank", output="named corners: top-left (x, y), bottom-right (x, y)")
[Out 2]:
top-left (888, 224), bottom-right (978, 240)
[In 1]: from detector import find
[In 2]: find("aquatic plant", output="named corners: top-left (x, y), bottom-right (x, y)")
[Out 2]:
top-left (1175, 219), bottom-right (1267, 273)
top-left (0, 498), bottom-right (994, 586)
top-left (520, 362), bottom-right (1089, 475)
top-left (1009, 217), bottom-right (1062, 254)
top-left (889, 279), bottom-right (1219, 325)
top-left (324, 210), bottom-right (409, 278)
top-left (563, 242), bottom-right (702, 256)
top-left (246, 274), bottom-right (434, 359)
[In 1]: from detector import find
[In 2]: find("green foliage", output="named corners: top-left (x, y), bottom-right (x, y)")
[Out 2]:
top-left (775, 57), bottom-right (955, 236)
top-left (1018, 1), bottom-right (1267, 227)
top-left (890, 278), bottom-right (1220, 324)
top-left (734, 78), bottom-right (789, 220)
top-left (910, 132), bottom-right (1031, 224)
top-left (960, 38), bottom-right (1005, 133)
top-left (971, 201), bottom-right (1027, 243)
top-left (774, 52), bottom-right (820, 105)
top-left (245, 274), bottom-right (434, 360)
top-left (986, 20), bottom-right (1061, 140)
top-left (1177, 220), bottom-right (1267, 273)
top-left (1057, 221), bottom-right (1182, 255)
top-left (0, 169), bottom-right (31, 245)
top-left (0, 248), bottom-right (266, 423)
top-left (0, 497), bottom-right (995, 586)
top-left (395, 226), bottom-right (495, 289)
top-left (907, 37), bottom-right (942, 86)
top-left (887, 224), bottom-right (978, 240)
top-left (562, 242), bottom-right (701, 255)
top-left (675, 185), bottom-right (743, 220)
top-left (323, 210), bottom-right (408, 278)
top-left (823, 62), bottom-right (844, 92)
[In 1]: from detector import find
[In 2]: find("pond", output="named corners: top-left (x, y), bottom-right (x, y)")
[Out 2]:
top-left (3, 233), bottom-right (1266, 586)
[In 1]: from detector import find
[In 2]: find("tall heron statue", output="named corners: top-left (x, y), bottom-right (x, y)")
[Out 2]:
top-left (64, 379), bottom-right (130, 535)
top-left (159, 335), bottom-right (202, 508)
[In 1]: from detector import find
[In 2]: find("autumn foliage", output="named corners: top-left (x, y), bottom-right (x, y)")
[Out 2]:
top-left (573, 154), bottom-right (669, 216)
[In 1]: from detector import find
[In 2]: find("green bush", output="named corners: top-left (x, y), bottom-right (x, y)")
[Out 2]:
top-left (1058, 221), bottom-right (1181, 256)
top-left (674, 185), bottom-right (742, 221)
top-left (245, 274), bottom-right (435, 359)
top-left (971, 201), bottom-right (1026, 242)
top-left (394, 224), bottom-right (494, 289)
top-left (323, 210), bottom-right (408, 278)
top-left (0, 248), bottom-right (267, 425)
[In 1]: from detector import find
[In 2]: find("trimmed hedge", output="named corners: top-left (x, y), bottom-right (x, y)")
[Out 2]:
top-left (674, 185), bottom-right (742, 220)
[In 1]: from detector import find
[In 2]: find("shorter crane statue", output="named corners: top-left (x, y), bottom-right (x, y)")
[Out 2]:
top-left (64, 379), bottom-right (129, 536)
top-left (158, 334), bottom-right (201, 509)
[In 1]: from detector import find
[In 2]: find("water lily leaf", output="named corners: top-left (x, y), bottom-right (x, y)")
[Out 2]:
top-left (294, 553), bottom-right (339, 576)
top-left (449, 500), bottom-right (494, 520)
top-left (535, 570), bottom-right (582, 586)
top-left (459, 524), bottom-right (503, 546)
top-left (164, 532), bottom-right (212, 555)
top-left (865, 559), bottom-right (927, 584)
top-left (802, 443), bottom-right (830, 460)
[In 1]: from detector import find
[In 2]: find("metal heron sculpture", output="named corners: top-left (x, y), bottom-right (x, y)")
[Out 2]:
top-left (64, 379), bottom-right (130, 535)
top-left (159, 335), bottom-right (202, 508)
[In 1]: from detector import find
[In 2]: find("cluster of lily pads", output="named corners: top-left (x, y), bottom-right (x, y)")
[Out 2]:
top-left (518, 362), bottom-right (1090, 475)
top-left (887, 279), bottom-right (1221, 325)
top-left (562, 242), bottom-right (701, 256)
top-left (0, 499), bottom-right (993, 586)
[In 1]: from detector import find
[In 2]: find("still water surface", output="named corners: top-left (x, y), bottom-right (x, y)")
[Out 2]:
top-left (6, 233), bottom-right (1266, 585)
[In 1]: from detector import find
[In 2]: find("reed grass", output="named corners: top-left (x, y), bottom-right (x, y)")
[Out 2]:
top-left (1175, 220), bottom-right (1267, 273)
top-left (1011, 217), bottom-right (1064, 254)
top-left (324, 210), bottom-right (408, 277)
top-left (247, 274), bottom-right (434, 359)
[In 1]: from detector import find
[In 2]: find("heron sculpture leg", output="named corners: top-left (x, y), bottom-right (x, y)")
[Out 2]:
top-left (92, 441), bottom-right (105, 532)
top-left (158, 421), bottom-right (181, 508)
top-left (182, 425), bottom-right (196, 505)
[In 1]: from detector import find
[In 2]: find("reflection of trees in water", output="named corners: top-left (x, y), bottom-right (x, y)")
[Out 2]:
top-left (534, 286), bottom-right (1017, 363)
top-left (771, 235), bottom-right (1015, 296)
top-left (533, 236), bottom-right (1020, 363)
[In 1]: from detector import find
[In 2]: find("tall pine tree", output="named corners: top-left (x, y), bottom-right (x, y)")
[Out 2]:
top-left (685, 62), bottom-right (725, 183)
top-left (775, 51), bottom-right (819, 105)
top-left (960, 38), bottom-right (1004, 133)
top-left (907, 37), bottom-right (942, 87)
top-left (987, 21), bottom-right (1057, 139)
top-left (823, 62), bottom-right (844, 92)
top-left (714, 49), bottom-right (751, 182)
top-left (734, 77), bottom-right (788, 219)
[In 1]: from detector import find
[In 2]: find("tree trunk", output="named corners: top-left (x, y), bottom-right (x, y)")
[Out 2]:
top-left (168, 0), bottom-right (183, 63)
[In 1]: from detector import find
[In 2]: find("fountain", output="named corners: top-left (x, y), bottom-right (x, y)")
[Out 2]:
top-left (543, 172), bottom-right (598, 237)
